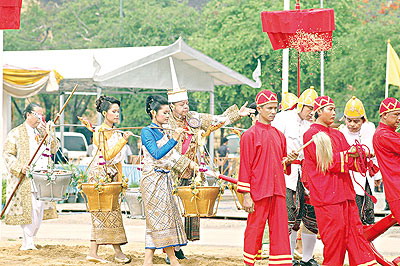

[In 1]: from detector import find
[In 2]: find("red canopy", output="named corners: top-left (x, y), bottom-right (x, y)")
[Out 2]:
top-left (261, 8), bottom-right (335, 52)
top-left (0, 0), bottom-right (23, 30)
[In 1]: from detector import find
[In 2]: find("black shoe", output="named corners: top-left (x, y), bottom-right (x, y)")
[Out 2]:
top-left (300, 258), bottom-right (320, 266)
top-left (165, 249), bottom-right (187, 264)
top-left (293, 260), bottom-right (302, 266)
top-left (175, 249), bottom-right (187, 259)
top-left (165, 255), bottom-right (170, 265)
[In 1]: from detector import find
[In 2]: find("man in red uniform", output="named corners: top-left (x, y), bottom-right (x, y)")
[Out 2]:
top-left (303, 96), bottom-right (377, 266)
top-left (238, 89), bottom-right (298, 266)
top-left (373, 97), bottom-right (400, 224)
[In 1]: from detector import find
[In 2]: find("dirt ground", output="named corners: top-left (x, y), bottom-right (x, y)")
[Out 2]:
top-left (0, 202), bottom-right (399, 266)
top-left (0, 240), bottom-right (248, 266)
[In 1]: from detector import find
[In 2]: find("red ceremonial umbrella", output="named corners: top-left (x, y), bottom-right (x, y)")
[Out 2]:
top-left (0, 0), bottom-right (23, 30)
top-left (261, 4), bottom-right (335, 96)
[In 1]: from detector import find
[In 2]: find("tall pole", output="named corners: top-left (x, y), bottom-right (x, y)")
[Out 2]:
top-left (209, 89), bottom-right (215, 161)
top-left (295, 0), bottom-right (301, 97)
top-left (385, 40), bottom-right (390, 98)
top-left (320, 0), bottom-right (325, 96)
top-left (119, 0), bottom-right (124, 18)
top-left (282, 0), bottom-right (290, 95)
top-left (60, 92), bottom-right (65, 150)
top-left (96, 86), bottom-right (102, 125)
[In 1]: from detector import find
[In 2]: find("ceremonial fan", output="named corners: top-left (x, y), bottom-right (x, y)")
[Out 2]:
top-left (260, 0), bottom-right (335, 96)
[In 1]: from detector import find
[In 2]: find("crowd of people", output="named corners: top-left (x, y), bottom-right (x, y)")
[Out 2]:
top-left (2, 79), bottom-right (400, 266)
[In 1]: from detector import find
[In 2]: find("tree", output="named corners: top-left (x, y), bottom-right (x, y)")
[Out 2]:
top-left (5, 0), bottom-right (400, 128)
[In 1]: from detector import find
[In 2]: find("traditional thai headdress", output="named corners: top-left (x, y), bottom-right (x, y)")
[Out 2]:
top-left (167, 57), bottom-right (188, 103)
top-left (379, 97), bottom-right (400, 115)
top-left (255, 89), bottom-right (278, 107)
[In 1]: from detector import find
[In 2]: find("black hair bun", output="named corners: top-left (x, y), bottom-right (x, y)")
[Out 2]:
top-left (95, 95), bottom-right (121, 114)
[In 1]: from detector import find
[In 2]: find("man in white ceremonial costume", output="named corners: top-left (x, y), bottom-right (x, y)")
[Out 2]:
top-left (3, 103), bottom-right (59, 250)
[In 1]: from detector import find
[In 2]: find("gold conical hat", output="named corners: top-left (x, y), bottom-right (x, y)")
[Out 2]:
top-left (280, 92), bottom-right (298, 111)
top-left (344, 96), bottom-right (366, 119)
top-left (297, 86), bottom-right (318, 112)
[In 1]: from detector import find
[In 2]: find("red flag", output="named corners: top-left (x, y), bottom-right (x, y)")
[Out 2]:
top-left (0, 0), bottom-right (23, 30)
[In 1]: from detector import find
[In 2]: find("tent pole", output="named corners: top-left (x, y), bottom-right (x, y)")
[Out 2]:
top-left (209, 89), bottom-right (215, 162)
top-left (97, 87), bottom-right (102, 125)
top-left (60, 91), bottom-right (65, 152)
top-left (385, 40), bottom-right (390, 98)
top-left (320, 0), bottom-right (325, 96)
top-left (282, 0), bottom-right (290, 95)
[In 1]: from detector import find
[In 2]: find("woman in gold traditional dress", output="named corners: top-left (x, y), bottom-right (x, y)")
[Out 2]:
top-left (86, 96), bottom-right (132, 263)
top-left (140, 95), bottom-right (197, 266)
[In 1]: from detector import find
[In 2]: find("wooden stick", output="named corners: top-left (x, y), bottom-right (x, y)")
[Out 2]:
top-left (107, 126), bottom-right (174, 131)
top-left (104, 127), bottom-right (190, 134)
top-left (282, 137), bottom-right (314, 165)
top-left (222, 126), bottom-right (247, 131)
top-left (1, 85), bottom-right (78, 218)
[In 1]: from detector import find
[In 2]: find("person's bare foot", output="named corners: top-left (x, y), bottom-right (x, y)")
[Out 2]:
top-left (114, 252), bottom-right (131, 263)
top-left (169, 257), bottom-right (181, 266)
top-left (86, 255), bottom-right (110, 263)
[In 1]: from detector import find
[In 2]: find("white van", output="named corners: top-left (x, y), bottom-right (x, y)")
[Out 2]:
top-left (55, 132), bottom-right (88, 160)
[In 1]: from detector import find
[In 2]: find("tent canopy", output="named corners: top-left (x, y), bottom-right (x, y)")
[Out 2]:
top-left (3, 66), bottom-right (63, 97)
top-left (3, 38), bottom-right (258, 92)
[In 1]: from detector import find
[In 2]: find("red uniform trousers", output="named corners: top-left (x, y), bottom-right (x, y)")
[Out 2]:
top-left (314, 200), bottom-right (377, 266)
top-left (388, 199), bottom-right (400, 224)
top-left (243, 195), bottom-right (291, 266)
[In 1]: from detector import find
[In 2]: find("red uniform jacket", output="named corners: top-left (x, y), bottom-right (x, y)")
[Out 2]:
top-left (238, 121), bottom-right (290, 201)
top-left (303, 124), bottom-right (357, 207)
top-left (373, 122), bottom-right (400, 202)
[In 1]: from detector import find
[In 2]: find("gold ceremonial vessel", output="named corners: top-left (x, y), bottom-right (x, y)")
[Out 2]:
top-left (81, 182), bottom-right (122, 211)
top-left (176, 186), bottom-right (220, 217)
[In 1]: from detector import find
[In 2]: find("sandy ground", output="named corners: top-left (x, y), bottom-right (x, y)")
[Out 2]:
top-left (0, 198), bottom-right (399, 265)
top-left (0, 240), bottom-right (246, 266)
top-left (0, 211), bottom-right (252, 266)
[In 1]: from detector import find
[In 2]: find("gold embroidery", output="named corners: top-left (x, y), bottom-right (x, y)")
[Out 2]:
top-left (172, 156), bottom-right (191, 177)
top-left (199, 113), bottom-right (213, 131)
top-left (4, 123), bottom-right (58, 225)
top-left (223, 104), bottom-right (240, 124)
top-left (43, 206), bottom-right (58, 220)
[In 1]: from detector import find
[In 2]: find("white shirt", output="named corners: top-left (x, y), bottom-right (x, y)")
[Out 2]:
top-left (26, 123), bottom-right (48, 171)
top-left (339, 122), bottom-right (382, 196)
top-left (272, 110), bottom-right (312, 191)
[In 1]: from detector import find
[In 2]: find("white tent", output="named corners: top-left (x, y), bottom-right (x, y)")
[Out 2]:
top-left (1, 38), bottom-right (258, 161)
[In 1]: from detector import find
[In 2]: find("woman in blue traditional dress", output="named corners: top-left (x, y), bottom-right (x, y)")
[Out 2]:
top-left (140, 95), bottom-right (197, 266)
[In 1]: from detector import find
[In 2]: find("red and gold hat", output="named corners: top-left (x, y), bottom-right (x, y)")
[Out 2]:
top-left (379, 97), bottom-right (400, 115)
top-left (313, 96), bottom-right (335, 111)
top-left (255, 89), bottom-right (278, 107)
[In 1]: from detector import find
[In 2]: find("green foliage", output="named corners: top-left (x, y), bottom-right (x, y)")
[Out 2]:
top-left (325, 15), bottom-right (400, 122)
top-left (129, 182), bottom-right (140, 188)
top-left (61, 163), bottom-right (88, 190)
top-left (2, 180), bottom-right (6, 205)
top-left (4, 0), bottom-right (400, 127)
top-left (5, 0), bottom-right (200, 50)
